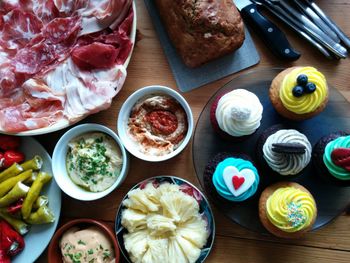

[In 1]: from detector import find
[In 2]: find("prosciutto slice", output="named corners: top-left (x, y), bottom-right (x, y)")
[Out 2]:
top-left (0, 0), bottom-right (134, 132)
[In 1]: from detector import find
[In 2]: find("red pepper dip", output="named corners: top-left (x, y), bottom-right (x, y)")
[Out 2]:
top-left (127, 95), bottom-right (188, 156)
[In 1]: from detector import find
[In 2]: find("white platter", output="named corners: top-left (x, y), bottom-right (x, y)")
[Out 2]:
top-left (6, 1), bottom-right (137, 136)
top-left (13, 137), bottom-right (61, 263)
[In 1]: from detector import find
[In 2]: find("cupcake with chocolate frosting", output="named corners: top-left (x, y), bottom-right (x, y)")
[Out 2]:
top-left (313, 131), bottom-right (350, 186)
top-left (269, 66), bottom-right (328, 120)
top-left (257, 125), bottom-right (312, 176)
top-left (259, 182), bottom-right (317, 238)
top-left (210, 89), bottom-right (263, 140)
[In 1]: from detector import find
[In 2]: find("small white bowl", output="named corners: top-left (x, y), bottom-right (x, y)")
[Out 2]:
top-left (52, 124), bottom-right (129, 201)
top-left (117, 85), bottom-right (194, 162)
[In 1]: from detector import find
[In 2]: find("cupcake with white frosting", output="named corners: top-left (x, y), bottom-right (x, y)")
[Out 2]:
top-left (210, 89), bottom-right (263, 140)
top-left (257, 125), bottom-right (312, 176)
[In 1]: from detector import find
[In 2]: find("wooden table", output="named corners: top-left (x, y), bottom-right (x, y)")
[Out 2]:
top-left (38, 0), bottom-right (350, 262)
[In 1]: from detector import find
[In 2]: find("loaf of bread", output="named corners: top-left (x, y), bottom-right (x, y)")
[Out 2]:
top-left (154, 0), bottom-right (245, 68)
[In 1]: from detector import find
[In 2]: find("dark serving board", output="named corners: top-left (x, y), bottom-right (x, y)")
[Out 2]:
top-left (143, 0), bottom-right (260, 92)
top-left (193, 68), bottom-right (350, 234)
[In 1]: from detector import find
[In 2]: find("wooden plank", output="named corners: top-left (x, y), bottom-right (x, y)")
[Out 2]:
top-left (207, 235), bottom-right (350, 263)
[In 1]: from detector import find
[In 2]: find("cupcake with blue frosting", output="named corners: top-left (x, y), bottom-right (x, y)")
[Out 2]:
top-left (204, 153), bottom-right (260, 202)
top-left (313, 131), bottom-right (350, 186)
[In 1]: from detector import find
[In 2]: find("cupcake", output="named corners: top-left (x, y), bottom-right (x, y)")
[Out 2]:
top-left (204, 153), bottom-right (260, 202)
top-left (210, 89), bottom-right (263, 140)
top-left (269, 66), bottom-right (328, 120)
top-left (259, 182), bottom-right (317, 238)
top-left (313, 131), bottom-right (350, 185)
top-left (257, 125), bottom-right (312, 176)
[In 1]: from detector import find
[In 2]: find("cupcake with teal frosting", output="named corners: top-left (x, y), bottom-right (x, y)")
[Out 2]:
top-left (204, 153), bottom-right (260, 202)
top-left (269, 66), bottom-right (328, 121)
top-left (313, 131), bottom-right (350, 186)
top-left (259, 182), bottom-right (317, 238)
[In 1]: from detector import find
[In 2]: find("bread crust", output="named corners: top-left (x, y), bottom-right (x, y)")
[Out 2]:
top-left (259, 182), bottom-right (317, 238)
top-left (154, 0), bottom-right (245, 67)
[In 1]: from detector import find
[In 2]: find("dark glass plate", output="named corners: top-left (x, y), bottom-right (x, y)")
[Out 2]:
top-left (193, 68), bottom-right (350, 234)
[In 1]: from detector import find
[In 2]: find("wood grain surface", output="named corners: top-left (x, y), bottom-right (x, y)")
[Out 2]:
top-left (37, 0), bottom-right (350, 262)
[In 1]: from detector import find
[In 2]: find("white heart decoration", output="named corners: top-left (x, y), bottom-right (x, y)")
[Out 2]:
top-left (222, 166), bottom-right (256, 197)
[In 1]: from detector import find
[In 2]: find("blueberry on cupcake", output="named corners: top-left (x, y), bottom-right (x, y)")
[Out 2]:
top-left (204, 153), bottom-right (260, 202)
top-left (313, 131), bottom-right (350, 185)
top-left (210, 89), bottom-right (263, 140)
top-left (257, 125), bottom-right (312, 176)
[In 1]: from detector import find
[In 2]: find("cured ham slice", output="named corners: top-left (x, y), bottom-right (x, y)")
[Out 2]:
top-left (0, 9), bottom-right (43, 51)
top-left (44, 58), bottom-right (126, 121)
top-left (72, 42), bottom-right (119, 70)
top-left (0, 0), bottom-right (134, 133)
top-left (0, 79), bottom-right (64, 132)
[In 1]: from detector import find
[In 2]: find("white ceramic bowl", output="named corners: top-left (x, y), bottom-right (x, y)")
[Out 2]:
top-left (117, 85), bottom-right (194, 162)
top-left (52, 124), bottom-right (129, 201)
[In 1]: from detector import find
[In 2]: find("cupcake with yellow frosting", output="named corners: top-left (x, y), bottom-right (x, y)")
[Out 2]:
top-left (210, 89), bottom-right (263, 140)
top-left (259, 182), bottom-right (317, 238)
top-left (269, 67), bottom-right (328, 120)
top-left (313, 131), bottom-right (350, 186)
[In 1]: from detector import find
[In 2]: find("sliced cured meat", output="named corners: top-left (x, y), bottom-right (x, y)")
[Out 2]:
top-left (31, 0), bottom-right (60, 24)
top-left (43, 16), bottom-right (81, 44)
top-left (71, 42), bottom-right (118, 70)
top-left (0, 9), bottom-right (43, 51)
top-left (0, 0), bottom-right (134, 133)
top-left (12, 16), bottom-right (82, 74)
top-left (0, 78), bottom-right (64, 132)
top-left (44, 58), bottom-right (126, 121)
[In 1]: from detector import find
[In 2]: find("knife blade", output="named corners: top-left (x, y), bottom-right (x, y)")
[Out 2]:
top-left (234, 0), bottom-right (300, 60)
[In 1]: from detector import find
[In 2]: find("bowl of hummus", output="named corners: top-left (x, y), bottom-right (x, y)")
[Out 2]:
top-left (52, 123), bottom-right (129, 201)
top-left (48, 218), bottom-right (120, 263)
top-left (117, 86), bottom-right (194, 162)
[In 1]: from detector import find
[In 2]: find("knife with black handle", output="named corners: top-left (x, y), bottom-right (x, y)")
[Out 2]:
top-left (234, 0), bottom-right (300, 60)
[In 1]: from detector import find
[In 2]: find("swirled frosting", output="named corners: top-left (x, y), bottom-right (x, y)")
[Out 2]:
top-left (323, 136), bottom-right (350, 181)
top-left (266, 186), bottom-right (316, 232)
top-left (215, 89), bottom-right (263, 137)
top-left (212, 157), bottom-right (259, 202)
top-left (263, 129), bottom-right (311, 175)
top-left (279, 67), bottom-right (328, 114)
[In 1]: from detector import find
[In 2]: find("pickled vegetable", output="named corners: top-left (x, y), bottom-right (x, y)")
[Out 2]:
top-left (0, 209), bottom-right (30, 235)
top-left (0, 170), bottom-right (32, 197)
top-left (25, 205), bottom-right (55, 224)
top-left (0, 163), bottom-right (23, 183)
top-left (21, 172), bottom-right (51, 219)
top-left (0, 182), bottom-right (29, 207)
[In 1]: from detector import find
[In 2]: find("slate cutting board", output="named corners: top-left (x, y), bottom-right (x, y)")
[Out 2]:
top-left (144, 0), bottom-right (260, 92)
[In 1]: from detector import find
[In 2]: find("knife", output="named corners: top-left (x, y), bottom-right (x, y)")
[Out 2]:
top-left (234, 0), bottom-right (300, 61)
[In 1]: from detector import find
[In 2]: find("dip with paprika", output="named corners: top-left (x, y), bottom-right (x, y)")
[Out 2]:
top-left (127, 95), bottom-right (188, 156)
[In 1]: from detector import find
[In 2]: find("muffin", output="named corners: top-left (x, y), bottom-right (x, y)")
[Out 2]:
top-left (210, 89), bottom-right (263, 140)
top-left (259, 182), bottom-right (317, 238)
top-left (257, 125), bottom-right (312, 176)
top-left (269, 66), bottom-right (328, 120)
top-left (204, 153), bottom-right (260, 202)
top-left (313, 131), bottom-right (350, 186)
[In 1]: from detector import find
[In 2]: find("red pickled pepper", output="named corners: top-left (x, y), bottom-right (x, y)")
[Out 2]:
top-left (0, 136), bottom-right (20, 151)
top-left (6, 199), bottom-right (24, 215)
top-left (0, 220), bottom-right (25, 260)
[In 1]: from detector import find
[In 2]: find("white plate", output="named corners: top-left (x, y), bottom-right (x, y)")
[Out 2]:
top-left (12, 137), bottom-right (61, 263)
top-left (7, 1), bottom-right (137, 136)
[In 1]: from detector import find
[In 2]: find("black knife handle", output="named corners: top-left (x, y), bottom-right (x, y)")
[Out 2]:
top-left (241, 3), bottom-right (300, 61)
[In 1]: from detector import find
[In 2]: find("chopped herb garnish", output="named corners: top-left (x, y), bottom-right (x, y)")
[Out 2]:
top-left (88, 249), bottom-right (94, 255)
top-left (77, 240), bottom-right (86, 245)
